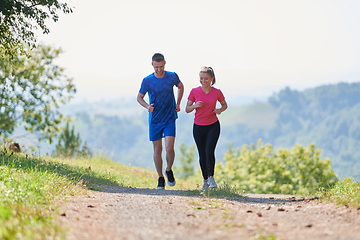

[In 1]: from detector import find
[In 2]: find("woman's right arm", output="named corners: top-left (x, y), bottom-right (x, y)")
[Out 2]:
top-left (185, 100), bottom-right (195, 113)
top-left (186, 100), bottom-right (203, 113)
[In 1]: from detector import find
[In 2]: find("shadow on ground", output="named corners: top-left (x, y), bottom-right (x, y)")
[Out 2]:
top-left (94, 185), bottom-right (308, 205)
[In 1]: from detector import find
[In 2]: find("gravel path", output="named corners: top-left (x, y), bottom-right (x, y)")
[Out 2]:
top-left (57, 186), bottom-right (360, 240)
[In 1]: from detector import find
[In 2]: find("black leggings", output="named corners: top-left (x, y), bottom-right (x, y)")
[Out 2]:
top-left (193, 121), bottom-right (220, 180)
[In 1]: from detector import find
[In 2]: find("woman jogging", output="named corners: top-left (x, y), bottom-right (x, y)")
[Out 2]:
top-left (185, 66), bottom-right (228, 191)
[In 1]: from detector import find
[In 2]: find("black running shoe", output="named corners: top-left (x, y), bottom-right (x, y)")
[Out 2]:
top-left (157, 177), bottom-right (165, 189)
top-left (165, 170), bottom-right (176, 187)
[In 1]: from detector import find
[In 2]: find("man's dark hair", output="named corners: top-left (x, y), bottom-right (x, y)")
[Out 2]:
top-left (152, 53), bottom-right (165, 62)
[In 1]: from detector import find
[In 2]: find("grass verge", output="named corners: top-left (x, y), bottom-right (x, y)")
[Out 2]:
top-left (315, 177), bottom-right (360, 208)
top-left (0, 153), bottom-right (86, 239)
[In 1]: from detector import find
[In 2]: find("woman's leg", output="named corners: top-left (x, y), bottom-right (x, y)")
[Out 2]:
top-left (193, 124), bottom-right (208, 179)
top-left (205, 121), bottom-right (220, 177)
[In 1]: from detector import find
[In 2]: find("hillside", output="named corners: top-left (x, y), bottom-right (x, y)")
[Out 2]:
top-left (36, 82), bottom-right (360, 178)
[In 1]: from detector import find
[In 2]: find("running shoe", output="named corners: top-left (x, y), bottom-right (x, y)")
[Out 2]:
top-left (207, 176), bottom-right (217, 188)
top-left (165, 170), bottom-right (176, 187)
top-left (157, 177), bottom-right (165, 189)
top-left (202, 179), bottom-right (209, 191)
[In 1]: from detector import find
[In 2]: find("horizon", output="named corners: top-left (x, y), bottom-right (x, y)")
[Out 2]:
top-left (65, 79), bottom-right (359, 106)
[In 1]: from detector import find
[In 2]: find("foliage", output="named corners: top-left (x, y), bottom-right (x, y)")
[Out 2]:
top-left (54, 122), bottom-right (93, 158)
top-left (0, 0), bottom-right (72, 57)
top-left (216, 139), bottom-right (338, 195)
top-left (316, 177), bottom-right (360, 208)
top-left (173, 143), bottom-right (196, 180)
top-left (0, 44), bottom-right (76, 143)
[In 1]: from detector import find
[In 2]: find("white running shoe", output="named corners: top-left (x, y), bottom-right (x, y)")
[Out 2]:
top-left (202, 179), bottom-right (209, 191)
top-left (207, 176), bottom-right (217, 188)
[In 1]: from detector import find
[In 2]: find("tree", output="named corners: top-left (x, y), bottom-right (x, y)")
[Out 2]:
top-left (54, 122), bottom-right (92, 158)
top-left (0, 0), bottom-right (73, 57)
top-left (0, 44), bottom-right (76, 143)
top-left (216, 139), bottom-right (337, 195)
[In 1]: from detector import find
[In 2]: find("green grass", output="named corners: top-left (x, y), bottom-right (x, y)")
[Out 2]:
top-left (201, 183), bottom-right (243, 198)
top-left (315, 177), bottom-right (360, 208)
top-left (250, 232), bottom-right (283, 240)
top-left (0, 154), bottom-right (87, 239)
top-left (56, 156), bottom-right (197, 190)
top-left (0, 153), bottom-right (133, 239)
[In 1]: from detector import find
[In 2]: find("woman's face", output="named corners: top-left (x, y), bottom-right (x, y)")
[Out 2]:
top-left (199, 72), bottom-right (213, 87)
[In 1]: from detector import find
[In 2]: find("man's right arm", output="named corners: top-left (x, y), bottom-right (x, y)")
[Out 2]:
top-left (137, 92), bottom-right (154, 112)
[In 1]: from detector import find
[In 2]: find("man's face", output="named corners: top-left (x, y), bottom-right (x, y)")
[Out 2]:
top-left (152, 61), bottom-right (166, 76)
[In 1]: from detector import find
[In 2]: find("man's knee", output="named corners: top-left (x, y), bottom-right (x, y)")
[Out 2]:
top-left (164, 136), bottom-right (175, 149)
top-left (166, 146), bottom-right (174, 154)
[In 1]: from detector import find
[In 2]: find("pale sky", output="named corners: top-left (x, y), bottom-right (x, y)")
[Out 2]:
top-left (37, 0), bottom-right (360, 104)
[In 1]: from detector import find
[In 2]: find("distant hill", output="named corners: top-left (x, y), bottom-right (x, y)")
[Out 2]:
top-left (220, 82), bottom-right (360, 178)
top-left (58, 82), bottom-right (360, 178)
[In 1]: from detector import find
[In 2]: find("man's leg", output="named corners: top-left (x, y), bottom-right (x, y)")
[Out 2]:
top-left (164, 136), bottom-right (175, 171)
top-left (152, 139), bottom-right (163, 177)
top-left (164, 136), bottom-right (176, 186)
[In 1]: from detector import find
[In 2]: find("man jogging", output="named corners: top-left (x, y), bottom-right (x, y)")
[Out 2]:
top-left (137, 53), bottom-right (184, 189)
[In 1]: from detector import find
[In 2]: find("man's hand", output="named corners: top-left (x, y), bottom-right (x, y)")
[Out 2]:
top-left (148, 103), bottom-right (154, 113)
top-left (176, 104), bottom-right (181, 112)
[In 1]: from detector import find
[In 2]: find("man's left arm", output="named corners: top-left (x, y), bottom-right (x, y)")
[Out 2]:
top-left (176, 82), bottom-right (184, 112)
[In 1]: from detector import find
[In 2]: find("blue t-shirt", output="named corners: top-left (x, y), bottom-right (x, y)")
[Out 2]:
top-left (139, 71), bottom-right (181, 125)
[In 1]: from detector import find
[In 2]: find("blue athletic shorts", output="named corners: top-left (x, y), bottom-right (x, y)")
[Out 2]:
top-left (149, 120), bottom-right (176, 141)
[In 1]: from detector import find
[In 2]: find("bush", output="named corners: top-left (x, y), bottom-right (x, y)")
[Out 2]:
top-left (216, 139), bottom-right (337, 195)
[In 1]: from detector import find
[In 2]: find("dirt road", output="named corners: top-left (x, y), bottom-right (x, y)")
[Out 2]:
top-left (58, 186), bottom-right (360, 240)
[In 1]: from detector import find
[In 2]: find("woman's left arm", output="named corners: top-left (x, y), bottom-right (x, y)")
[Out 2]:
top-left (213, 100), bottom-right (228, 115)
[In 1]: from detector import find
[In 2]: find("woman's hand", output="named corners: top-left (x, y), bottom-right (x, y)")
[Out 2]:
top-left (213, 108), bottom-right (222, 115)
top-left (194, 101), bottom-right (203, 108)
top-left (214, 100), bottom-right (228, 115)
top-left (186, 100), bottom-right (202, 113)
